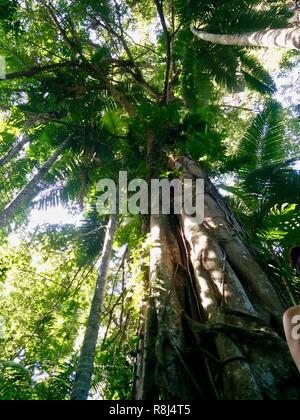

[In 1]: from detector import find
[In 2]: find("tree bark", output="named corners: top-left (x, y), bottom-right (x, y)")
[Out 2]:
top-left (137, 155), bottom-right (300, 400)
top-left (0, 135), bottom-right (31, 171)
top-left (0, 137), bottom-right (70, 230)
top-left (191, 27), bottom-right (300, 50)
top-left (2, 62), bottom-right (78, 81)
top-left (135, 299), bottom-right (159, 400)
top-left (71, 214), bottom-right (117, 401)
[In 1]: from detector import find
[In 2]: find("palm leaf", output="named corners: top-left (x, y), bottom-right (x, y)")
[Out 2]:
top-left (240, 52), bottom-right (276, 94)
top-left (175, 0), bottom-right (291, 31)
top-left (243, 163), bottom-right (300, 206)
top-left (237, 101), bottom-right (286, 173)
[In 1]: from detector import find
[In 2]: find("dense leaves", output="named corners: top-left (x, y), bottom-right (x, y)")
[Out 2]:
top-left (0, 0), bottom-right (299, 400)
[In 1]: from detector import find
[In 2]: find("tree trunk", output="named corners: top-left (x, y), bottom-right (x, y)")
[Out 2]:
top-left (0, 138), bottom-right (70, 230)
top-left (71, 214), bottom-right (117, 401)
top-left (191, 27), bottom-right (300, 50)
top-left (137, 155), bottom-right (300, 400)
top-left (0, 135), bottom-right (31, 171)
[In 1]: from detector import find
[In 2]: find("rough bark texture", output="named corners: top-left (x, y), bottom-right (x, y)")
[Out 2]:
top-left (0, 135), bottom-right (31, 171)
top-left (71, 214), bottom-right (117, 401)
top-left (136, 155), bottom-right (300, 400)
top-left (0, 138), bottom-right (70, 230)
top-left (191, 27), bottom-right (300, 50)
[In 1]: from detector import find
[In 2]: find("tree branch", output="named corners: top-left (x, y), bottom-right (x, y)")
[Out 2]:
top-left (41, 1), bottom-right (79, 53)
top-left (2, 62), bottom-right (78, 81)
top-left (220, 104), bottom-right (257, 113)
top-left (0, 105), bottom-right (81, 127)
top-left (88, 12), bottom-right (161, 101)
top-left (40, 4), bottom-right (138, 116)
top-left (155, 0), bottom-right (172, 104)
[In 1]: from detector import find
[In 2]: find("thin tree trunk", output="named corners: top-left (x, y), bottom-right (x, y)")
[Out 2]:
top-left (71, 214), bottom-right (117, 401)
top-left (0, 135), bottom-right (31, 171)
top-left (137, 155), bottom-right (300, 400)
top-left (0, 138), bottom-right (70, 229)
top-left (137, 299), bottom-right (159, 400)
top-left (191, 27), bottom-right (300, 50)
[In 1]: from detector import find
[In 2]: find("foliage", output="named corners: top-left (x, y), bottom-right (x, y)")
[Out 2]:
top-left (0, 0), bottom-right (298, 400)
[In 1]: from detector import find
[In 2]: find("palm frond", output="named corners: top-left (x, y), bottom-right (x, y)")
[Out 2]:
top-left (237, 101), bottom-right (286, 172)
top-left (0, 361), bottom-right (33, 400)
top-left (75, 205), bottom-right (108, 266)
top-left (240, 52), bottom-right (275, 87)
top-left (240, 51), bottom-right (276, 94)
top-left (244, 163), bottom-right (300, 206)
top-left (175, 0), bottom-right (291, 31)
top-left (258, 203), bottom-right (300, 243)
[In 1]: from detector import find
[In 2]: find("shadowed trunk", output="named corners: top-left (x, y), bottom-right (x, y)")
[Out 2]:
top-left (0, 135), bottom-right (32, 171)
top-left (191, 27), bottom-right (300, 50)
top-left (136, 155), bottom-right (300, 400)
top-left (135, 299), bottom-right (159, 400)
top-left (71, 214), bottom-right (117, 401)
top-left (0, 138), bottom-right (70, 230)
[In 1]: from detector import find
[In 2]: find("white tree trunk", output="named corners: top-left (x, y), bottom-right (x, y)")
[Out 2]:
top-left (0, 135), bottom-right (31, 171)
top-left (0, 138), bottom-right (70, 229)
top-left (191, 27), bottom-right (300, 50)
top-left (71, 214), bottom-right (118, 401)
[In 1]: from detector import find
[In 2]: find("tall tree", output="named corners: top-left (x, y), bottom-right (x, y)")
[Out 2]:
top-left (189, 0), bottom-right (300, 49)
top-left (191, 27), bottom-right (300, 49)
top-left (0, 0), bottom-right (299, 400)
top-left (0, 137), bottom-right (70, 229)
top-left (0, 134), bottom-right (31, 171)
top-left (71, 214), bottom-right (117, 401)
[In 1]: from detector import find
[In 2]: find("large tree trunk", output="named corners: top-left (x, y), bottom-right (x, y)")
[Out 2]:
top-left (71, 214), bottom-right (117, 401)
top-left (0, 138), bottom-right (70, 230)
top-left (0, 135), bottom-right (32, 171)
top-left (136, 155), bottom-right (300, 400)
top-left (191, 27), bottom-right (300, 50)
